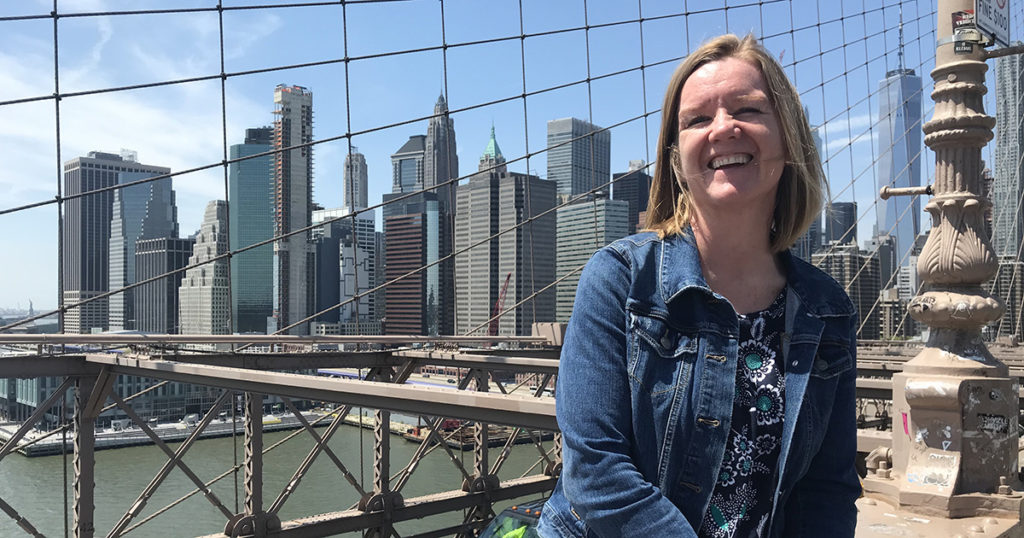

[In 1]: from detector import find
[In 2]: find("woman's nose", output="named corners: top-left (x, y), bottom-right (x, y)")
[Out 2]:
top-left (708, 111), bottom-right (739, 141)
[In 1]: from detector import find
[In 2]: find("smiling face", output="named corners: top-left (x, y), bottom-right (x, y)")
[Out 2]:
top-left (675, 57), bottom-right (786, 224)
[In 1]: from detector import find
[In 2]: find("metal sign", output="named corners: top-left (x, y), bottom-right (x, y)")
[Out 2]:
top-left (976, 0), bottom-right (1010, 46)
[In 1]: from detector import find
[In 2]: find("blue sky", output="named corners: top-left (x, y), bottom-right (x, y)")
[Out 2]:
top-left (0, 0), bottom-right (1013, 310)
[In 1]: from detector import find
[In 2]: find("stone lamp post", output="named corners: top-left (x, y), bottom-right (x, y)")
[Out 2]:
top-left (860, 0), bottom-right (1024, 526)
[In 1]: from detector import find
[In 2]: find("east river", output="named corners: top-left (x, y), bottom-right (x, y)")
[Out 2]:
top-left (0, 417), bottom-right (553, 537)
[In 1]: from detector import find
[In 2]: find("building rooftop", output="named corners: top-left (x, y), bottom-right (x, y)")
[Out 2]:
top-left (482, 126), bottom-right (503, 161)
top-left (394, 135), bottom-right (426, 156)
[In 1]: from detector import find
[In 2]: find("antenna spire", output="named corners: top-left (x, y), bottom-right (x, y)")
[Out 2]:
top-left (898, 5), bottom-right (905, 71)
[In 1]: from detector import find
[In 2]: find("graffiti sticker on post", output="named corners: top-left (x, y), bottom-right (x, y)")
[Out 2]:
top-left (976, 0), bottom-right (1010, 47)
top-left (953, 10), bottom-right (977, 54)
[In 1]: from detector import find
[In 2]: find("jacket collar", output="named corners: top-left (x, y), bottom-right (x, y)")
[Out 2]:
top-left (659, 228), bottom-right (855, 318)
top-left (659, 229), bottom-right (713, 305)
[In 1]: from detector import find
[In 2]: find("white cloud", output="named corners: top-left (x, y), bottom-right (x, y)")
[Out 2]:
top-left (61, 16), bottom-right (114, 90)
top-left (0, 14), bottom-right (272, 306)
top-left (822, 113), bottom-right (878, 154)
top-left (223, 12), bottom-right (284, 61)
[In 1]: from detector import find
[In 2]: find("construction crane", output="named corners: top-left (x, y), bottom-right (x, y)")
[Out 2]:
top-left (489, 272), bottom-right (512, 337)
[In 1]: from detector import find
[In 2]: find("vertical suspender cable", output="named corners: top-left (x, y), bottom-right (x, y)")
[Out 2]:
top-left (518, 0), bottom-right (532, 338)
top-left (52, 0), bottom-right (65, 338)
top-left (439, 0), bottom-right (456, 339)
top-left (582, 0), bottom-right (601, 321)
top-left (214, 3), bottom-right (241, 513)
top-left (51, 1), bottom-right (70, 531)
top-left (338, 1), bottom-right (365, 494)
top-left (218, 1), bottom-right (235, 342)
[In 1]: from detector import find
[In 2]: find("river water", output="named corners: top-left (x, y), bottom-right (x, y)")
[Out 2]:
top-left (0, 416), bottom-right (554, 537)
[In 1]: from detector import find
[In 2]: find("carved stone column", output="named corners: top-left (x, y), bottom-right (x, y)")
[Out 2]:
top-left (861, 0), bottom-right (1021, 520)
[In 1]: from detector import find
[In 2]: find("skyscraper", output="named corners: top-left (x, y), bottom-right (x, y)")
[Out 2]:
top-left (878, 287), bottom-right (916, 339)
top-left (455, 130), bottom-right (505, 336)
top-left (875, 67), bottom-right (923, 269)
top-left (391, 135), bottom-right (426, 194)
top-left (179, 200), bottom-right (230, 335)
top-left (229, 127), bottom-right (274, 334)
top-left (547, 118), bottom-right (611, 197)
top-left (424, 95), bottom-right (458, 212)
top-left (866, 233), bottom-right (898, 292)
top-left (556, 196), bottom-right (630, 321)
top-left (992, 42), bottom-right (1024, 260)
top-left (312, 208), bottom-right (377, 333)
top-left (793, 213), bottom-right (821, 262)
top-left (793, 107), bottom-right (825, 262)
top-left (134, 237), bottom-right (193, 333)
top-left (813, 244), bottom-right (881, 340)
top-left (343, 147), bottom-right (369, 213)
top-left (611, 160), bottom-right (651, 235)
top-left (498, 173), bottom-right (557, 336)
top-left (990, 257), bottom-right (1024, 339)
top-left (384, 131), bottom-right (454, 336)
top-left (108, 171), bottom-right (178, 331)
top-left (383, 192), bottom-right (451, 336)
top-left (312, 221), bottom-right (341, 325)
top-left (61, 151), bottom-right (170, 334)
top-left (455, 128), bottom-right (556, 336)
top-left (272, 85), bottom-right (315, 335)
top-left (826, 202), bottom-right (858, 245)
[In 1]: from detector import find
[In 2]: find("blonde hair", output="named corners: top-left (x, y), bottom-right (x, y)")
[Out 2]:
top-left (644, 34), bottom-right (826, 253)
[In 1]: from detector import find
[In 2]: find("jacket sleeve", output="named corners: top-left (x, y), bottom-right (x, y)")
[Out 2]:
top-left (782, 313), bottom-right (861, 536)
top-left (557, 247), bottom-right (697, 537)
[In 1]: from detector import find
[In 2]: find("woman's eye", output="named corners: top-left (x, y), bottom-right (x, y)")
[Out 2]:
top-left (735, 107), bottom-right (762, 116)
top-left (685, 116), bottom-right (710, 128)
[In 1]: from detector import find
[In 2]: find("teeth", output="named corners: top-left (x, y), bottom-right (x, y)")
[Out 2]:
top-left (709, 154), bottom-right (752, 169)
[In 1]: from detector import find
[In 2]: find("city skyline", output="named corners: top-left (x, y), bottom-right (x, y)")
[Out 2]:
top-left (0, 0), bottom-right (992, 310)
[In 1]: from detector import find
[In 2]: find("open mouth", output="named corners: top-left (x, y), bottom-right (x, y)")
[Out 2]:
top-left (708, 154), bottom-right (753, 170)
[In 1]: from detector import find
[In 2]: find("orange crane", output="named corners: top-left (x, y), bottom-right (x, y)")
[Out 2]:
top-left (489, 272), bottom-right (512, 337)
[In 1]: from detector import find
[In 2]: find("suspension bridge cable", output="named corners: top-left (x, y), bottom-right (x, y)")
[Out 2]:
top-left (0, 1), bottom-right (930, 221)
top-left (0, 2), bottom-right (942, 346)
top-left (3, 20), bottom-right (936, 339)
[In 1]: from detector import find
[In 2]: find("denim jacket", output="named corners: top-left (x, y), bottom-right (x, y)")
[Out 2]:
top-left (538, 231), bottom-right (861, 537)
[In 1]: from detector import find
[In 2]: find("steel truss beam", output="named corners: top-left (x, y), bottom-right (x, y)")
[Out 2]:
top-left (0, 355), bottom-right (98, 377)
top-left (197, 475), bottom-right (556, 538)
top-left (393, 351), bottom-right (560, 374)
top-left (0, 334), bottom-right (548, 345)
top-left (153, 351), bottom-right (401, 371)
top-left (0, 350), bottom-right (560, 377)
top-left (84, 355), bottom-right (557, 430)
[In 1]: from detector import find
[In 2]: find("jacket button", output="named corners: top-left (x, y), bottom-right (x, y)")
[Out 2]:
top-left (815, 359), bottom-right (828, 371)
top-left (660, 334), bottom-right (673, 349)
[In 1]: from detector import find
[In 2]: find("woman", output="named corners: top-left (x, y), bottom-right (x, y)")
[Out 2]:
top-left (537, 34), bottom-right (860, 537)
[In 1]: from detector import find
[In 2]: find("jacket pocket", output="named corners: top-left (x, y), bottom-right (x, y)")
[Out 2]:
top-left (627, 312), bottom-right (698, 395)
top-left (810, 341), bottom-right (853, 380)
top-left (539, 489), bottom-right (592, 537)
